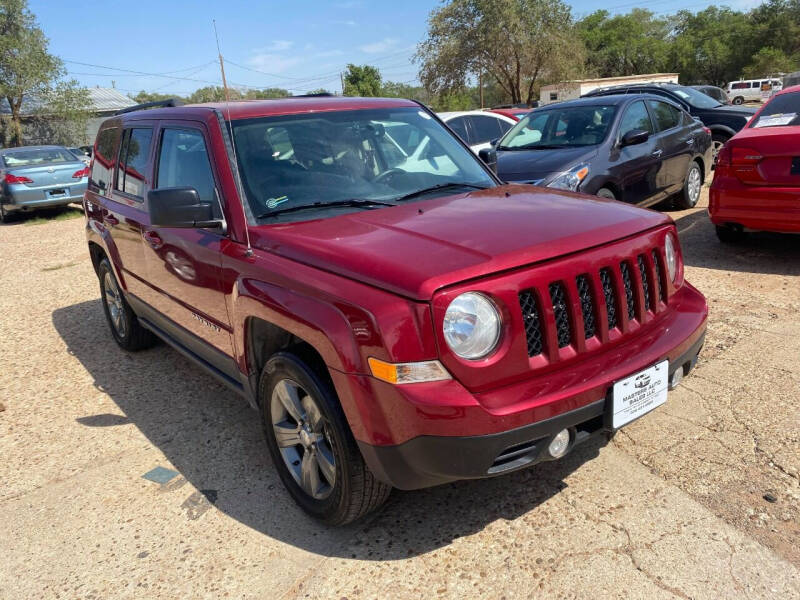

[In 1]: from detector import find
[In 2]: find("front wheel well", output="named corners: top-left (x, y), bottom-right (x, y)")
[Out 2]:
top-left (88, 241), bottom-right (106, 274)
top-left (597, 182), bottom-right (621, 201)
top-left (246, 318), bottom-right (332, 405)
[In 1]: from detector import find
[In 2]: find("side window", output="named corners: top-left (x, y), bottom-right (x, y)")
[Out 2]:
top-left (618, 101), bottom-right (654, 137)
top-left (156, 128), bottom-right (216, 205)
top-left (91, 127), bottom-right (120, 192)
top-left (115, 127), bottom-right (153, 198)
top-left (647, 100), bottom-right (680, 132)
top-left (468, 115), bottom-right (502, 144)
top-left (446, 117), bottom-right (469, 143)
top-left (549, 92), bottom-right (558, 101)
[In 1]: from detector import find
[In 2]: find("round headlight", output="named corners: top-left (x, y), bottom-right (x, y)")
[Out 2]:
top-left (443, 292), bottom-right (501, 360)
top-left (665, 233), bottom-right (678, 282)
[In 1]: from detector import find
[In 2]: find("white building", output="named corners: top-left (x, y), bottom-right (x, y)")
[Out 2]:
top-left (539, 73), bottom-right (680, 106)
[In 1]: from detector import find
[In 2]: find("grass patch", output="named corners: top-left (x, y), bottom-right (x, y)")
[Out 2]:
top-left (21, 207), bottom-right (84, 226)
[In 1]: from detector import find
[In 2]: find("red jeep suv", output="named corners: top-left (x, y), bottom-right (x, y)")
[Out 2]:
top-left (83, 96), bottom-right (707, 524)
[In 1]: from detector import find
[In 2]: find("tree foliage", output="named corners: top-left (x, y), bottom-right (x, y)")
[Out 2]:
top-left (30, 79), bottom-right (91, 145)
top-left (343, 64), bottom-right (382, 97)
top-left (416, 0), bottom-right (584, 105)
top-left (0, 0), bottom-right (63, 145)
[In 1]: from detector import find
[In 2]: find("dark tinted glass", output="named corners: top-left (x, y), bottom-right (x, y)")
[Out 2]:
top-left (116, 128), bottom-right (153, 198)
top-left (468, 115), bottom-right (502, 144)
top-left (447, 117), bottom-right (469, 142)
top-left (618, 101), bottom-right (653, 136)
top-left (647, 101), bottom-right (680, 131)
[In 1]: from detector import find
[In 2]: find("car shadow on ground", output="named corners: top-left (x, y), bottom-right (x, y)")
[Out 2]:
top-left (53, 299), bottom-right (606, 561)
top-left (672, 209), bottom-right (800, 276)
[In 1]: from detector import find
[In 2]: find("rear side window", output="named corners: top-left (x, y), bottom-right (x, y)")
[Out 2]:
top-left (647, 100), bottom-right (680, 132)
top-left (91, 127), bottom-right (120, 192)
top-left (446, 117), bottom-right (469, 142)
top-left (156, 128), bottom-right (216, 204)
top-left (618, 101), bottom-right (653, 137)
top-left (115, 127), bottom-right (153, 198)
top-left (467, 115), bottom-right (503, 144)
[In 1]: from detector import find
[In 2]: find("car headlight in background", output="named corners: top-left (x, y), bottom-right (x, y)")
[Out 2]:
top-left (443, 292), bottom-right (501, 360)
top-left (665, 233), bottom-right (678, 282)
top-left (545, 163), bottom-right (589, 192)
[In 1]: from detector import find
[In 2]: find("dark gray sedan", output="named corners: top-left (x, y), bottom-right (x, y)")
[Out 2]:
top-left (0, 145), bottom-right (89, 222)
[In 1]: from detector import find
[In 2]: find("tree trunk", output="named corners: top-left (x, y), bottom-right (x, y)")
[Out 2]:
top-left (7, 96), bottom-right (24, 147)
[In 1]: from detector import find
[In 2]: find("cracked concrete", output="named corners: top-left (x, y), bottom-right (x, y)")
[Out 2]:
top-left (1, 191), bottom-right (799, 599)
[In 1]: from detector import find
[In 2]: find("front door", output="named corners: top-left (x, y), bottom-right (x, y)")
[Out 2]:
top-left (611, 100), bottom-right (661, 204)
top-left (140, 123), bottom-right (233, 359)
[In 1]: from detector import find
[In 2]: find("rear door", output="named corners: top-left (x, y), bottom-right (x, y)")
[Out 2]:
top-left (647, 100), bottom-right (692, 195)
top-left (98, 123), bottom-right (154, 299)
top-left (612, 100), bottom-right (661, 204)
top-left (465, 115), bottom-right (511, 151)
top-left (140, 121), bottom-right (233, 358)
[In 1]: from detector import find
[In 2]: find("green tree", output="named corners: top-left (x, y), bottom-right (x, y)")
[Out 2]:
top-left (29, 79), bottom-right (91, 145)
top-left (0, 0), bottom-right (63, 146)
top-left (578, 9), bottom-right (673, 78)
top-left (185, 85), bottom-right (243, 103)
top-left (744, 47), bottom-right (797, 78)
top-left (243, 87), bottom-right (291, 99)
top-left (416, 0), bottom-right (585, 105)
top-left (131, 90), bottom-right (184, 104)
top-left (343, 64), bottom-right (382, 96)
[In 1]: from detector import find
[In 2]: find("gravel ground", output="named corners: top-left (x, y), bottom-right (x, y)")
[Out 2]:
top-left (1, 191), bottom-right (798, 599)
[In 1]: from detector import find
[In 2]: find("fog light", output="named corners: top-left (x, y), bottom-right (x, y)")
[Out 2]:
top-left (669, 368), bottom-right (683, 390)
top-left (548, 429), bottom-right (570, 458)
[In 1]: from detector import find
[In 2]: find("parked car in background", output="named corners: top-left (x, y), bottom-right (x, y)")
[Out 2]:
top-left (488, 106), bottom-right (535, 121)
top-left (726, 78), bottom-right (782, 105)
top-left (68, 147), bottom-right (91, 165)
top-left (583, 82), bottom-right (756, 160)
top-left (691, 85), bottom-right (729, 105)
top-left (496, 95), bottom-right (712, 209)
top-left (438, 110), bottom-right (516, 153)
top-left (0, 145), bottom-right (89, 222)
top-left (83, 96), bottom-right (706, 525)
top-left (710, 85), bottom-right (800, 243)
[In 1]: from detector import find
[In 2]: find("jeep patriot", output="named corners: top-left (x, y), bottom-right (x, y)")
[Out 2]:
top-left (83, 96), bottom-right (707, 524)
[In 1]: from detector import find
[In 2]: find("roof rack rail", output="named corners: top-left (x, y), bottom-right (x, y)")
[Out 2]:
top-left (115, 98), bottom-right (184, 115)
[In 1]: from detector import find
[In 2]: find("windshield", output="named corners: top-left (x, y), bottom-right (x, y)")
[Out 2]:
top-left (750, 91), bottom-right (800, 128)
top-left (1, 147), bottom-right (77, 167)
top-left (499, 105), bottom-right (616, 150)
top-left (670, 86), bottom-right (723, 109)
top-left (230, 107), bottom-right (495, 222)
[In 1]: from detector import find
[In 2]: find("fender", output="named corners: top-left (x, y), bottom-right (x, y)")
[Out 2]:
top-left (707, 124), bottom-right (736, 139)
top-left (85, 212), bottom-right (127, 291)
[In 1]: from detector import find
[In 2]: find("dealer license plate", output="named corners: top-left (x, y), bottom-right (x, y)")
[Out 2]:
top-left (611, 361), bottom-right (668, 429)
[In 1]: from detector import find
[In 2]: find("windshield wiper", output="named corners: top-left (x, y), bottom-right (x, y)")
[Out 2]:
top-left (393, 182), bottom-right (489, 203)
top-left (256, 198), bottom-right (396, 219)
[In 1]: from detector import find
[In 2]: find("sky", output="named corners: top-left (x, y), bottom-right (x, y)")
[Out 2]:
top-left (30, 0), bottom-right (763, 98)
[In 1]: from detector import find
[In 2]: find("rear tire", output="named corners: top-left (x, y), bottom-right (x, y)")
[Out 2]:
top-left (675, 161), bottom-right (702, 209)
top-left (260, 352), bottom-right (391, 525)
top-left (715, 224), bottom-right (746, 244)
top-left (596, 187), bottom-right (617, 200)
top-left (97, 258), bottom-right (157, 351)
top-left (0, 203), bottom-right (7, 223)
top-left (732, 96), bottom-right (744, 105)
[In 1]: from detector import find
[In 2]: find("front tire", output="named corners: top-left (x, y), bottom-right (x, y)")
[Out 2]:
top-left (596, 187), bottom-right (617, 200)
top-left (676, 161), bottom-right (702, 209)
top-left (260, 352), bottom-right (390, 525)
top-left (98, 258), bottom-right (157, 351)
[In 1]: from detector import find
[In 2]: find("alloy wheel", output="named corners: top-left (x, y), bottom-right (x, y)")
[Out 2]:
top-left (687, 165), bottom-right (702, 206)
top-left (103, 271), bottom-right (127, 338)
top-left (270, 378), bottom-right (336, 500)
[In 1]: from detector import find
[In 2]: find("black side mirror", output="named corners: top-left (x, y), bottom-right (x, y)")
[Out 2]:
top-left (148, 187), bottom-right (220, 228)
top-left (620, 129), bottom-right (650, 147)
top-left (478, 147), bottom-right (498, 174)
top-left (489, 137), bottom-right (500, 148)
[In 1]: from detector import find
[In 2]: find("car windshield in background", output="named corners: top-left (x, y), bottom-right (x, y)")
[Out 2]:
top-left (750, 92), bottom-right (800, 128)
top-left (231, 107), bottom-right (495, 221)
top-left (1, 148), bottom-right (77, 167)
top-left (499, 105), bottom-right (616, 150)
top-left (671, 86), bottom-right (723, 109)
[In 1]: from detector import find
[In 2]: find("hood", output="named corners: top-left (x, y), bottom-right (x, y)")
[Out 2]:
top-left (496, 147), bottom-right (597, 183)
top-left (250, 185), bottom-right (671, 300)
top-left (710, 105), bottom-right (758, 117)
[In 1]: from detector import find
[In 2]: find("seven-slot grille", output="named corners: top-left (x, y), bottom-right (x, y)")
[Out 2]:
top-left (519, 250), bottom-right (666, 357)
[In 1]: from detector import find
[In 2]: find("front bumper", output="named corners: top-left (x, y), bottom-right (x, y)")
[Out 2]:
top-left (356, 331), bottom-right (704, 489)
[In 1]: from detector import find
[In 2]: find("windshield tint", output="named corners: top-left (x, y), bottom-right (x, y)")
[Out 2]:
top-left (499, 105), bottom-right (616, 149)
top-left (670, 86), bottom-right (722, 109)
top-left (1, 147), bottom-right (77, 167)
top-left (231, 107), bottom-right (495, 222)
top-left (750, 92), bottom-right (800, 128)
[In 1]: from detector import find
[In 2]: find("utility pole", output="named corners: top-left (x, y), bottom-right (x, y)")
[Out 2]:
top-left (340, 71), bottom-right (346, 96)
top-left (479, 70), bottom-right (484, 108)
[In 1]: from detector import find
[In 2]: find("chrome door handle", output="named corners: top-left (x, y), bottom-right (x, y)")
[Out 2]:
top-left (652, 149), bottom-right (663, 158)
top-left (685, 138), bottom-right (694, 145)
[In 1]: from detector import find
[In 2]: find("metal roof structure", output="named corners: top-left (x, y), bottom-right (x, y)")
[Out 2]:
top-left (0, 86), bottom-right (135, 116)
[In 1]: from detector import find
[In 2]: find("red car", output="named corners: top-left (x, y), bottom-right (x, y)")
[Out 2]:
top-left (488, 107), bottom-right (534, 121)
top-left (710, 85), bottom-right (800, 242)
top-left (84, 96), bottom-right (707, 525)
